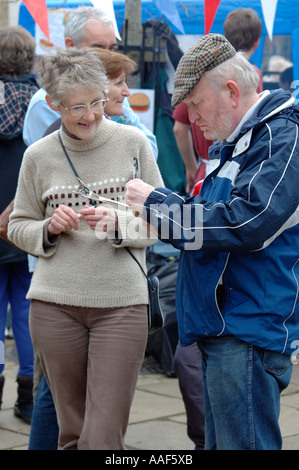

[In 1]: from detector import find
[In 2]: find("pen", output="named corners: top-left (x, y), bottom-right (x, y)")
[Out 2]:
top-left (132, 156), bottom-right (138, 179)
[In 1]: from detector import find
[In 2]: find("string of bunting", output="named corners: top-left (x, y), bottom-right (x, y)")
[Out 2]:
top-left (22, 0), bottom-right (280, 53)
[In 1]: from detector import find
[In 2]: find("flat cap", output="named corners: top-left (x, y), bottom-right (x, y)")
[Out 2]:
top-left (172, 34), bottom-right (236, 107)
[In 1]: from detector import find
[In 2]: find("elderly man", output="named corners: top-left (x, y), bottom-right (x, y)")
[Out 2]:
top-left (126, 34), bottom-right (299, 450)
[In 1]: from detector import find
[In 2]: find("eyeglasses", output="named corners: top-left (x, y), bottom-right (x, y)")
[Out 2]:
top-left (60, 96), bottom-right (109, 117)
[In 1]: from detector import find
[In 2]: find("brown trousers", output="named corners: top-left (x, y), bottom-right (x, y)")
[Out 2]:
top-left (29, 300), bottom-right (148, 450)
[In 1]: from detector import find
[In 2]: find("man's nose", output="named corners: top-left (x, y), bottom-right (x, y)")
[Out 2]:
top-left (187, 104), bottom-right (199, 123)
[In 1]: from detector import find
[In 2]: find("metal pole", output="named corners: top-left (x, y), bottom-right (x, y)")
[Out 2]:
top-left (124, 0), bottom-right (142, 88)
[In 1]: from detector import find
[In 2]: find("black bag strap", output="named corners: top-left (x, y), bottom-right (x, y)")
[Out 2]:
top-left (125, 246), bottom-right (149, 280)
top-left (58, 131), bottom-right (80, 179)
top-left (58, 131), bottom-right (98, 207)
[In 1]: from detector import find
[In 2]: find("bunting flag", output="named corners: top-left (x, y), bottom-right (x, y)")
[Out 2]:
top-left (261, 0), bottom-right (278, 41)
top-left (89, 0), bottom-right (121, 39)
top-left (23, 0), bottom-right (50, 40)
top-left (204, 0), bottom-right (221, 35)
top-left (152, 0), bottom-right (185, 33)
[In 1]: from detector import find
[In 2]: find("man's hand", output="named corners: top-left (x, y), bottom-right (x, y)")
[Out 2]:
top-left (126, 179), bottom-right (154, 217)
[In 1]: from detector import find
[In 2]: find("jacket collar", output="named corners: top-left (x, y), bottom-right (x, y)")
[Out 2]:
top-left (229, 89), bottom-right (296, 157)
top-left (260, 95), bottom-right (295, 122)
top-left (227, 90), bottom-right (270, 144)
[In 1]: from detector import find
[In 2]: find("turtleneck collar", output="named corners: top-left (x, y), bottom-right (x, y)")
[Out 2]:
top-left (59, 116), bottom-right (117, 152)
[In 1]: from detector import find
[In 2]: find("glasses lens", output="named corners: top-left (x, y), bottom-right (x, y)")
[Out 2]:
top-left (91, 100), bottom-right (106, 112)
top-left (70, 105), bottom-right (86, 117)
top-left (68, 99), bottom-right (107, 116)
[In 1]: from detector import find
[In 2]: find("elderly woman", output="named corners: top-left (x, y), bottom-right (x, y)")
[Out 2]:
top-left (44, 48), bottom-right (138, 134)
top-left (8, 48), bottom-right (163, 450)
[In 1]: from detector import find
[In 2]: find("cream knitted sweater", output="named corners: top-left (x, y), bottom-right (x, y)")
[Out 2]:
top-left (8, 117), bottom-right (163, 308)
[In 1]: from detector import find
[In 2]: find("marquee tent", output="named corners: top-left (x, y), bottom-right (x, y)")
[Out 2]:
top-left (18, 0), bottom-right (299, 81)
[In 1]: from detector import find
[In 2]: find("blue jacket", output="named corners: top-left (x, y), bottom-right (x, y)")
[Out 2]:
top-left (144, 90), bottom-right (299, 355)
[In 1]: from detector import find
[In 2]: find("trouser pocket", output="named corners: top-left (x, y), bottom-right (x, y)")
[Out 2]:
top-left (263, 349), bottom-right (292, 392)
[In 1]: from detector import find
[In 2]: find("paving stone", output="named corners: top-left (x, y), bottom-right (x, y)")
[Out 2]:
top-left (125, 419), bottom-right (194, 450)
top-left (2, 340), bottom-right (299, 450)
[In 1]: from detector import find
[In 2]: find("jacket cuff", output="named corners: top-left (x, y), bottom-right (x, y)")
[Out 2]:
top-left (143, 187), bottom-right (173, 223)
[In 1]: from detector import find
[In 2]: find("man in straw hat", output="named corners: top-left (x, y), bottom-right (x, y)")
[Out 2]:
top-left (126, 33), bottom-right (299, 450)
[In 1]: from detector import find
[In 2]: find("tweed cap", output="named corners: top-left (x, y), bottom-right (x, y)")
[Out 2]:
top-left (172, 34), bottom-right (236, 107)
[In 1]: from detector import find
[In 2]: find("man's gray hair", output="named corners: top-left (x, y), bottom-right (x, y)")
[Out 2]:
top-left (64, 6), bottom-right (114, 46)
top-left (205, 51), bottom-right (259, 95)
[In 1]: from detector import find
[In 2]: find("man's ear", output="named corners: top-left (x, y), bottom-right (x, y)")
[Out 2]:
top-left (225, 80), bottom-right (240, 107)
top-left (65, 37), bottom-right (75, 48)
top-left (45, 94), bottom-right (59, 111)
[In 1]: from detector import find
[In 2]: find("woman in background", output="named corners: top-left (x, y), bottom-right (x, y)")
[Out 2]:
top-left (0, 26), bottom-right (38, 423)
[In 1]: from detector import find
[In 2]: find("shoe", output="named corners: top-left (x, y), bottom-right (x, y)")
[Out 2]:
top-left (0, 375), bottom-right (4, 409)
top-left (14, 375), bottom-right (33, 424)
top-left (14, 402), bottom-right (33, 424)
top-left (5, 327), bottom-right (13, 340)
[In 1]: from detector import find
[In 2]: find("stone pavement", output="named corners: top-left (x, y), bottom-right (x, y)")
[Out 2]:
top-left (1, 338), bottom-right (299, 451)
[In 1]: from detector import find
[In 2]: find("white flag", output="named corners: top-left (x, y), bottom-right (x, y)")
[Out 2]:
top-left (261, 0), bottom-right (278, 41)
top-left (153, 0), bottom-right (185, 33)
top-left (89, 0), bottom-right (121, 39)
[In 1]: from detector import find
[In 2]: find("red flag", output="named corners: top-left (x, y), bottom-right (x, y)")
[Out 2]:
top-left (204, 0), bottom-right (221, 35)
top-left (23, 0), bottom-right (50, 40)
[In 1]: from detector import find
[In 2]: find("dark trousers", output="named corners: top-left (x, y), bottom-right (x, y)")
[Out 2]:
top-left (174, 342), bottom-right (205, 450)
top-left (29, 374), bottom-right (59, 450)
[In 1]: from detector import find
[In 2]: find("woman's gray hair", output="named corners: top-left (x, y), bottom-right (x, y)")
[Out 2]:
top-left (205, 51), bottom-right (259, 94)
top-left (40, 48), bottom-right (109, 106)
top-left (64, 6), bottom-right (114, 46)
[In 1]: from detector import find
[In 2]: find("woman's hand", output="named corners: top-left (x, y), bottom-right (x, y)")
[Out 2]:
top-left (79, 205), bottom-right (118, 232)
top-left (48, 204), bottom-right (81, 236)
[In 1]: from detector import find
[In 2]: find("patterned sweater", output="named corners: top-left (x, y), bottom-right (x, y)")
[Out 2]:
top-left (8, 117), bottom-right (163, 308)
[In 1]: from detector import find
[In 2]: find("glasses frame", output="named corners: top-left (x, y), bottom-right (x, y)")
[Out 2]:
top-left (60, 94), bottom-right (109, 117)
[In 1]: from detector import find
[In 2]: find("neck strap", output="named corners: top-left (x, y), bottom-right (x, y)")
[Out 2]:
top-left (58, 131), bottom-right (80, 179)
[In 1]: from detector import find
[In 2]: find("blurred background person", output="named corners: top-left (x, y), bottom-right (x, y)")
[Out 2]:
top-left (280, 66), bottom-right (294, 92)
top-left (0, 25), bottom-right (38, 423)
top-left (224, 7), bottom-right (263, 93)
top-left (263, 55), bottom-right (293, 84)
top-left (173, 103), bottom-right (214, 195)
